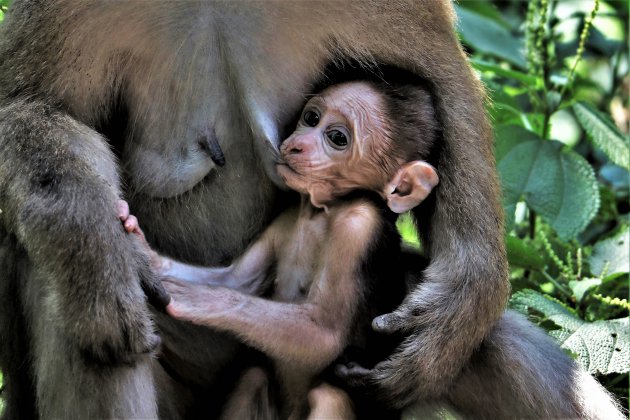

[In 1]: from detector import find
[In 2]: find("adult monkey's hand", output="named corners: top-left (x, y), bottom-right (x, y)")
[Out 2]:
top-left (337, 294), bottom-right (496, 407)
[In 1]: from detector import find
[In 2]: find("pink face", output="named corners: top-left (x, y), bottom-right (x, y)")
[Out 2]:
top-left (276, 82), bottom-right (392, 208)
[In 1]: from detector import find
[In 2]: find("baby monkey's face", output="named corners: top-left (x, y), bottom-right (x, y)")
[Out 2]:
top-left (277, 82), bottom-right (392, 208)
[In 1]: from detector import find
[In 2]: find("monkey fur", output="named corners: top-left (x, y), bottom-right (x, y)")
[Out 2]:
top-left (141, 81), bottom-right (438, 418)
top-left (0, 1), bottom-right (623, 419)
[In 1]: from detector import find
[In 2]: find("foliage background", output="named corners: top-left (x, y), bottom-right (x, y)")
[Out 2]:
top-left (403, 0), bottom-right (630, 411)
top-left (0, 0), bottom-right (628, 415)
top-left (452, 0), bottom-right (628, 409)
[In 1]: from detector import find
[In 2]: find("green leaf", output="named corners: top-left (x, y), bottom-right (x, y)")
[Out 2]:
top-left (0, 0), bottom-right (8, 20)
top-left (455, 1), bottom-right (508, 27)
top-left (568, 278), bottom-right (601, 303)
top-left (396, 213), bottom-right (419, 248)
top-left (496, 126), bottom-right (600, 240)
top-left (471, 59), bottom-right (536, 85)
top-left (590, 227), bottom-right (630, 278)
top-left (550, 318), bottom-right (630, 375)
top-left (506, 236), bottom-right (545, 271)
top-left (510, 289), bottom-right (582, 330)
top-left (511, 290), bottom-right (630, 375)
top-left (1, 368), bottom-right (5, 417)
top-left (573, 102), bottom-right (630, 171)
top-left (455, 6), bottom-right (527, 69)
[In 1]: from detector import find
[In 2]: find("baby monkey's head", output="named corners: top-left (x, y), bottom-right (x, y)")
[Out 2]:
top-left (277, 81), bottom-right (439, 213)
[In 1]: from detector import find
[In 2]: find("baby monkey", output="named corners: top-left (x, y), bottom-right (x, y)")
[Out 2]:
top-left (121, 80), bottom-right (439, 418)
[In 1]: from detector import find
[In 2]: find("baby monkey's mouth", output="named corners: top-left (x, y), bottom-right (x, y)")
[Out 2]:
top-left (275, 154), bottom-right (299, 173)
top-left (275, 160), bottom-right (304, 189)
top-left (275, 161), bottom-right (295, 175)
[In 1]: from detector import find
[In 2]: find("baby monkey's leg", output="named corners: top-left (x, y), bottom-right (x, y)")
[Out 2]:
top-left (220, 367), bottom-right (277, 420)
top-left (307, 383), bottom-right (355, 420)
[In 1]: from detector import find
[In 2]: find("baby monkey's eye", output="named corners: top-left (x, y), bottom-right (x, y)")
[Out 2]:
top-left (326, 130), bottom-right (348, 149)
top-left (303, 110), bottom-right (320, 127)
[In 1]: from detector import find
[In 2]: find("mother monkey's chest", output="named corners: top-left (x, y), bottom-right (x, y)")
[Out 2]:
top-left (112, 5), bottom-right (339, 265)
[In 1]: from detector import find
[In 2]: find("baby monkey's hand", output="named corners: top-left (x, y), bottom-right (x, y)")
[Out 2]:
top-left (116, 200), bottom-right (166, 275)
top-left (116, 200), bottom-right (145, 237)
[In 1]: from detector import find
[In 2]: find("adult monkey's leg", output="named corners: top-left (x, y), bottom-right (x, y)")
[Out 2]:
top-left (447, 311), bottom-right (624, 419)
top-left (0, 100), bottom-right (168, 418)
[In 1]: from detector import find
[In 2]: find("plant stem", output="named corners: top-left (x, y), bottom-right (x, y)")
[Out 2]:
top-left (529, 209), bottom-right (537, 239)
top-left (540, 0), bottom-right (550, 91)
top-left (541, 112), bottom-right (551, 139)
top-left (541, 270), bottom-right (573, 298)
top-left (560, 0), bottom-right (600, 101)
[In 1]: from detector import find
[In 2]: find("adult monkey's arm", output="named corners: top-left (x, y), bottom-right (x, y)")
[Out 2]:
top-left (0, 100), bottom-right (170, 365)
top-left (335, 1), bottom-right (509, 406)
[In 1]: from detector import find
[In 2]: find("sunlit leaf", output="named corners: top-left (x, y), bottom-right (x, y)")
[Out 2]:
top-left (496, 126), bottom-right (600, 239)
top-left (550, 318), bottom-right (630, 375)
top-left (471, 59), bottom-right (536, 85)
top-left (573, 102), bottom-right (630, 171)
top-left (510, 289), bottom-right (581, 330)
top-left (590, 226), bottom-right (630, 278)
top-left (511, 289), bottom-right (630, 375)
top-left (396, 213), bottom-right (419, 248)
top-left (568, 278), bottom-right (601, 303)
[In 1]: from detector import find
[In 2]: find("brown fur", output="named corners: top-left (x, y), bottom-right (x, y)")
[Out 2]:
top-left (0, 1), bottom-right (621, 419)
top-left (158, 82), bottom-right (438, 417)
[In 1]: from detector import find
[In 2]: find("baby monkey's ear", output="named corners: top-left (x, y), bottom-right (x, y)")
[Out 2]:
top-left (384, 161), bottom-right (439, 213)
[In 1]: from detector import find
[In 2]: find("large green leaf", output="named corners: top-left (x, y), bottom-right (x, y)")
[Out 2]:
top-left (573, 102), bottom-right (630, 171)
top-left (550, 318), bottom-right (630, 375)
top-left (511, 290), bottom-right (630, 375)
top-left (496, 125), bottom-right (600, 239)
top-left (455, 6), bottom-right (526, 69)
top-left (589, 226), bottom-right (630, 278)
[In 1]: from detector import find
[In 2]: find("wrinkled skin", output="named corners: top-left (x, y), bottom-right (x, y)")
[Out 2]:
top-left (0, 1), bottom-right (622, 419)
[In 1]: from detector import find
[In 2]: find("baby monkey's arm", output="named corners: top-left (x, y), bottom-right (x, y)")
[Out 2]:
top-left (116, 200), bottom-right (279, 295)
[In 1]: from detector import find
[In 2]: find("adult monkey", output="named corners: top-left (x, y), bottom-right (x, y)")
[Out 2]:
top-left (0, 1), bottom-right (621, 419)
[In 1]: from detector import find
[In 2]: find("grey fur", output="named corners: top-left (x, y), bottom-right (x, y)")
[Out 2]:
top-left (0, 1), bottom-right (622, 419)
